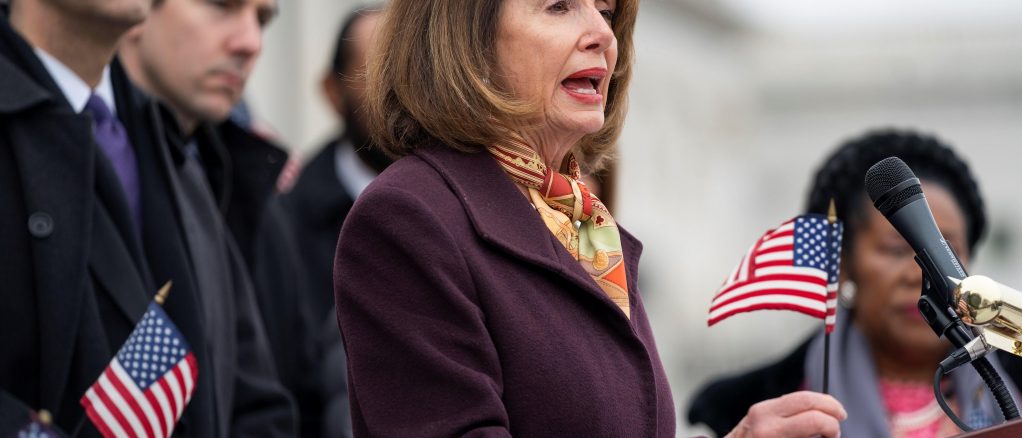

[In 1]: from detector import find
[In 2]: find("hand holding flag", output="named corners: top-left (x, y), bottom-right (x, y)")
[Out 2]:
top-left (708, 202), bottom-right (844, 393)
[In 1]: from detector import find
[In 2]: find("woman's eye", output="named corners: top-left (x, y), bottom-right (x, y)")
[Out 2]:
top-left (600, 9), bottom-right (615, 23)
top-left (548, 1), bottom-right (570, 13)
top-left (881, 244), bottom-right (913, 259)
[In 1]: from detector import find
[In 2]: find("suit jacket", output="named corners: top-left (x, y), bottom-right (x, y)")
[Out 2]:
top-left (285, 139), bottom-right (355, 318)
top-left (284, 139), bottom-right (360, 437)
top-left (334, 142), bottom-right (675, 437)
top-left (0, 10), bottom-right (293, 435)
top-left (687, 338), bottom-right (811, 437)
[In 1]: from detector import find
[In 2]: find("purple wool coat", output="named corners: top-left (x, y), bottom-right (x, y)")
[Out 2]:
top-left (334, 141), bottom-right (675, 437)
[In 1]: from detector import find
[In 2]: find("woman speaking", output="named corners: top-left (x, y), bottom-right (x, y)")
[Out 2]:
top-left (334, 0), bottom-right (846, 436)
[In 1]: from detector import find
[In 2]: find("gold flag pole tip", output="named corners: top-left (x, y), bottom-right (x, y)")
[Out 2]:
top-left (155, 281), bottom-right (173, 305)
top-left (827, 198), bottom-right (837, 224)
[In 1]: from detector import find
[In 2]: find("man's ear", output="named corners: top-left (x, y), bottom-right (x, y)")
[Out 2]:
top-left (122, 23), bottom-right (146, 44)
top-left (321, 73), bottom-right (345, 117)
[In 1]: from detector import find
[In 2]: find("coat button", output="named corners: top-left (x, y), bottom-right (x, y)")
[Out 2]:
top-left (28, 212), bottom-right (54, 238)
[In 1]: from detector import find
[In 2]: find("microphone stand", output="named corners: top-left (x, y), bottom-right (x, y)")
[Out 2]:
top-left (918, 267), bottom-right (1020, 429)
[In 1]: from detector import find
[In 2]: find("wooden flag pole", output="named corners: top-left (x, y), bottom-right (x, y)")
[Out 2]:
top-left (823, 199), bottom-right (837, 395)
top-left (155, 281), bottom-right (173, 305)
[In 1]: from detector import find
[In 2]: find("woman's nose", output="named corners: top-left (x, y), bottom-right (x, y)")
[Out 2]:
top-left (579, 9), bottom-right (614, 52)
top-left (901, 257), bottom-right (925, 289)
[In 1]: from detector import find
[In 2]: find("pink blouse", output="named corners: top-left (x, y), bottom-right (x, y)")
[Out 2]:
top-left (879, 378), bottom-right (960, 438)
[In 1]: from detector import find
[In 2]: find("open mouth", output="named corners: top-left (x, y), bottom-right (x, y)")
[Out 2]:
top-left (562, 77), bottom-right (600, 95)
top-left (561, 68), bottom-right (606, 96)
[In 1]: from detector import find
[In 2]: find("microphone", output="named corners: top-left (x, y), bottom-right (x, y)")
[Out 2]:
top-left (864, 157), bottom-right (972, 346)
top-left (865, 156), bottom-right (1019, 423)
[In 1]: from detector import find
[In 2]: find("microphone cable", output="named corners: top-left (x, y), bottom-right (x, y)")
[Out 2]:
top-left (934, 362), bottom-right (971, 432)
top-left (936, 339), bottom-right (1021, 432)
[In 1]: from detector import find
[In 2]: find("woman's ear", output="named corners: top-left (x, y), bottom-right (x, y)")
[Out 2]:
top-left (837, 253), bottom-right (857, 308)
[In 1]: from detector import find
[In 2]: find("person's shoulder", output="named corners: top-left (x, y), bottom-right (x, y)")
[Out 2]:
top-left (347, 149), bottom-right (466, 235)
top-left (363, 137), bottom-right (490, 208)
top-left (687, 336), bottom-right (812, 436)
top-left (364, 152), bottom-right (454, 204)
top-left (0, 53), bottom-right (53, 116)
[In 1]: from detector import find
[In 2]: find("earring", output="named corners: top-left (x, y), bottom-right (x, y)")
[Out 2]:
top-left (839, 281), bottom-right (857, 308)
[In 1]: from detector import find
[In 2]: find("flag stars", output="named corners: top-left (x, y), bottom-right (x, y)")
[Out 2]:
top-left (99, 305), bottom-right (193, 389)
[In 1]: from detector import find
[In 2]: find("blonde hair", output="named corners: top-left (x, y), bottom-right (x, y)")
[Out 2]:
top-left (364, 0), bottom-right (638, 172)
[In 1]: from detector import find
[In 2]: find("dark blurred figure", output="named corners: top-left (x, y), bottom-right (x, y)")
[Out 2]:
top-left (283, 7), bottom-right (386, 437)
top-left (689, 128), bottom-right (1021, 437)
top-left (119, 0), bottom-right (329, 435)
top-left (0, 0), bottom-right (294, 435)
top-left (286, 5), bottom-right (389, 317)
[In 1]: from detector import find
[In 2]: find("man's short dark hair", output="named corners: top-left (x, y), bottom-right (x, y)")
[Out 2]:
top-left (329, 4), bottom-right (383, 76)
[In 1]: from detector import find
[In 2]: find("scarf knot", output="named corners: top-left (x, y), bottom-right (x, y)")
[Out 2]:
top-left (488, 136), bottom-right (631, 319)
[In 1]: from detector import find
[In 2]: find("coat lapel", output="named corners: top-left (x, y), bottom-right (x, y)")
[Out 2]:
top-left (90, 149), bottom-right (152, 319)
top-left (414, 144), bottom-right (637, 322)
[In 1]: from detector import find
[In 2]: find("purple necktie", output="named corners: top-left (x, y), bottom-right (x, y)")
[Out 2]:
top-left (86, 94), bottom-right (141, 235)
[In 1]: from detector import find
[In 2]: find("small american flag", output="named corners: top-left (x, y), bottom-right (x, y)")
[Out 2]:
top-left (708, 214), bottom-right (843, 332)
top-left (16, 410), bottom-right (62, 438)
top-left (80, 301), bottom-right (197, 438)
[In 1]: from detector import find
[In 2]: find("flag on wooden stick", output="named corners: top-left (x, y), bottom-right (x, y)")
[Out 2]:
top-left (79, 283), bottom-right (197, 438)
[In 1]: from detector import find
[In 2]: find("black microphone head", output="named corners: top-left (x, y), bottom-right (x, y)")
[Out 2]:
top-left (865, 157), bottom-right (923, 217)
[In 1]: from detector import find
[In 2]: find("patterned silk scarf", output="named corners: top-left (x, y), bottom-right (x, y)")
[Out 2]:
top-left (488, 138), bottom-right (631, 319)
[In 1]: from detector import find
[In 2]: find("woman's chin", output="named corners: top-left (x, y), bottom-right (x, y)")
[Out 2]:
top-left (893, 326), bottom-right (949, 357)
top-left (558, 116), bottom-right (606, 137)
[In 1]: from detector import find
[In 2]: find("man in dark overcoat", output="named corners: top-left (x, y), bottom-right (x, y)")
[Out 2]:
top-left (0, 0), bottom-right (295, 435)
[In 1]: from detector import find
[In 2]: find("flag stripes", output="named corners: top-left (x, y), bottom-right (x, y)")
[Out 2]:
top-left (709, 215), bottom-right (843, 331)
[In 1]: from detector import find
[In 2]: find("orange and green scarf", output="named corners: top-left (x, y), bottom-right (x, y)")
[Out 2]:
top-left (489, 138), bottom-right (630, 319)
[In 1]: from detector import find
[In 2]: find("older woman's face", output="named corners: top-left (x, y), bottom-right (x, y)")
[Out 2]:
top-left (496, 0), bottom-right (618, 138)
top-left (850, 182), bottom-right (970, 365)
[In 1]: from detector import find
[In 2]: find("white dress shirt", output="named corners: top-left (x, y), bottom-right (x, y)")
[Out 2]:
top-left (34, 46), bottom-right (116, 115)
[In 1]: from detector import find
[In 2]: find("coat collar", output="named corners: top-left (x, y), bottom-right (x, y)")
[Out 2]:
top-left (412, 142), bottom-right (642, 323)
top-left (0, 10), bottom-right (54, 114)
top-left (206, 120), bottom-right (290, 260)
top-left (213, 119), bottom-right (288, 215)
top-left (0, 53), bottom-right (50, 114)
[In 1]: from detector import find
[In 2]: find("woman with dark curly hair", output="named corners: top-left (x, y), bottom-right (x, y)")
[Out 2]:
top-left (688, 128), bottom-right (1021, 437)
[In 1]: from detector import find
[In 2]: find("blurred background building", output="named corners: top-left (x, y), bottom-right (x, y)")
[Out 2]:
top-left (246, 0), bottom-right (1022, 435)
